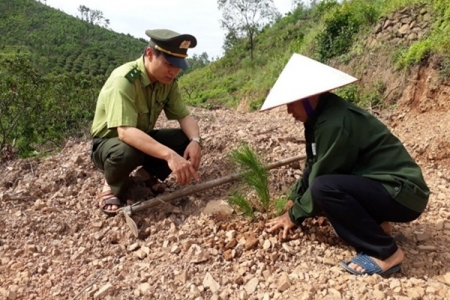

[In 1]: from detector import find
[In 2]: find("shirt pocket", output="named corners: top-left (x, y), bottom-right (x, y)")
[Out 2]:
top-left (136, 105), bottom-right (150, 132)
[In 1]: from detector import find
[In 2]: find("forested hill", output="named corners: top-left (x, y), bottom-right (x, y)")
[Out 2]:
top-left (0, 0), bottom-right (147, 75)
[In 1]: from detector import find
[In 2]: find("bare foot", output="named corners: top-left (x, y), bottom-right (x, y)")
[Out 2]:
top-left (348, 247), bottom-right (404, 273)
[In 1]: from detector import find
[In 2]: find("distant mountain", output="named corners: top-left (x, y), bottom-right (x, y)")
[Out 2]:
top-left (0, 0), bottom-right (148, 75)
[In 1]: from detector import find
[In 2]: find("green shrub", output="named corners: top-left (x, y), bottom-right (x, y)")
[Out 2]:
top-left (316, 0), bottom-right (381, 61)
top-left (0, 54), bottom-right (103, 156)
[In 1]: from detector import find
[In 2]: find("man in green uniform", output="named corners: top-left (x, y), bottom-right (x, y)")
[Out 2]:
top-left (91, 29), bottom-right (203, 216)
top-left (263, 54), bottom-right (429, 276)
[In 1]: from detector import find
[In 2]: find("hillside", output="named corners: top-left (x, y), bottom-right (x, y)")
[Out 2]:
top-left (0, 60), bottom-right (449, 298)
top-left (0, 0), bottom-right (147, 75)
top-left (179, 0), bottom-right (450, 111)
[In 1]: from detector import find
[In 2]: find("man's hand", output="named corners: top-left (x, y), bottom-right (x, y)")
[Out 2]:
top-left (184, 141), bottom-right (202, 171)
top-left (265, 212), bottom-right (296, 240)
top-left (167, 152), bottom-right (199, 185)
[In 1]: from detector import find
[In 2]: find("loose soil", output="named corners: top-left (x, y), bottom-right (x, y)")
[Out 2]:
top-left (1, 63), bottom-right (450, 300)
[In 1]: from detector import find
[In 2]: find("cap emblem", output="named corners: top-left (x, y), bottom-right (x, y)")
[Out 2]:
top-left (179, 40), bottom-right (191, 49)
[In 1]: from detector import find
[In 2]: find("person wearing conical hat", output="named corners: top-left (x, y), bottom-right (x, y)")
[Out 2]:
top-left (264, 54), bottom-right (429, 276)
top-left (91, 29), bottom-right (204, 216)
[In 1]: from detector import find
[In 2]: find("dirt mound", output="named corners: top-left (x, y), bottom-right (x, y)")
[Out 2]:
top-left (1, 66), bottom-right (450, 299)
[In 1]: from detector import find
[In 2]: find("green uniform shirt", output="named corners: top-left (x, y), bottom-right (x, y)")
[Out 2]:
top-left (91, 56), bottom-right (189, 138)
top-left (289, 93), bottom-right (430, 224)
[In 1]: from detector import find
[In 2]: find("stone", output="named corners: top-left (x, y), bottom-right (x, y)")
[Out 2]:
top-left (277, 272), bottom-right (291, 292)
top-left (223, 250), bottom-right (233, 261)
top-left (203, 200), bottom-right (233, 215)
top-left (244, 277), bottom-right (259, 295)
top-left (417, 245), bottom-right (437, 251)
top-left (94, 283), bottom-right (113, 299)
top-left (244, 236), bottom-right (258, 251)
top-left (373, 290), bottom-right (385, 300)
top-left (219, 288), bottom-right (230, 300)
top-left (263, 240), bottom-right (271, 250)
top-left (127, 243), bottom-right (140, 252)
top-left (203, 272), bottom-right (220, 293)
top-left (225, 230), bottom-right (237, 241)
top-left (138, 283), bottom-right (151, 295)
top-left (414, 231), bottom-right (430, 241)
top-left (398, 24), bottom-right (410, 35)
top-left (134, 249), bottom-right (147, 259)
top-left (406, 287), bottom-right (425, 299)
top-left (407, 33), bottom-right (418, 40)
top-left (443, 272), bottom-right (450, 285)
top-left (224, 238), bottom-right (238, 250)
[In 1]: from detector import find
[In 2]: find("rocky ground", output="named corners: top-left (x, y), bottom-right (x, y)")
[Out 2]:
top-left (1, 95), bottom-right (450, 300)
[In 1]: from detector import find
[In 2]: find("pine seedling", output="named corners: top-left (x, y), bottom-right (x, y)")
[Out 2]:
top-left (228, 192), bottom-right (255, 219)
top-left (274, 196), bottom-right (289, 216)
top-left (229, 144), bottom-right (271, 211)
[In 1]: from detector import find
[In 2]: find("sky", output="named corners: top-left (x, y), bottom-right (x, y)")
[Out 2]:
top-left (42, 0), bottom-right (296, 59)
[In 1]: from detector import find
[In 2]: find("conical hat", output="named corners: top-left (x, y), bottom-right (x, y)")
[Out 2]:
top-left (260, 54), bottom-right (358, 111)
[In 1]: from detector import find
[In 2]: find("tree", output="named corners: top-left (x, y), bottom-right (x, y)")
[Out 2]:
top-left (77, 5), bottom-right (109, 28)
top-left (218, 0), bottom-right (279, 60)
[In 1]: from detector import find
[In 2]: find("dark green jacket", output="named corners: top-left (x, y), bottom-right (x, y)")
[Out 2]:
top-left (289, 92), bottom-right (429, 224)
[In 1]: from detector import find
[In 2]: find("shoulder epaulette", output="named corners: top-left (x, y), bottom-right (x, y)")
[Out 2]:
top-left (124, 67), bottom-right (142, 83)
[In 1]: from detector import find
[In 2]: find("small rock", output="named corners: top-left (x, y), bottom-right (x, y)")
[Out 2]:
top-left (372, 290), bottom-right (385, 300)
top-left (277, 273), bottom-right (291, 292)
top-left (244, 277), bottom-right (259, 295)
top-left (134, 249), bottom-right (147, 259)
top-left (223, 250), bottom-right (233, 261)
top-left (263, 240), bottom-right (271, 250)
top-left (128, 243), bottom-right (140, 252)
top-left (414, 231), bottom-right (430, 241)
top-left (203, 272), bottom-right (220, 293)
top-left (282, 243), bottom-right (295, 254)
top-left (94, 283), bottom-right (113, 299)
top-left (244, 236), bottom-right (259, 251)
top-left (175, 270), bottom-right (188, 284)
top-left (225, 238), bottom-right (238, 250)
top-left (138, 283), bottom-right (151, 295)
top-left (225, 230), bottom-right (236, 241)
top-left (203, 200), bottom-right (233, 215)
top-left (92, 221), bottom-right (103, 229)
top-left (171, 244), bottom-right (181, 254)
top-left (417, 245), bottom-right (437, 251)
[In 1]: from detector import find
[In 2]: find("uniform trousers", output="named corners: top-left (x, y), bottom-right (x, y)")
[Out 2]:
top-left (308, 174), bottom-right (420, 260)
top-left (91, 129), bottom-right (189, 197)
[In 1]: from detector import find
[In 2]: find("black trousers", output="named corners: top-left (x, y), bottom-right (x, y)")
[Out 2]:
top-left (309, 174), bottom-right (420, 259)
top-left (91, 129), bottom-right (189, 197)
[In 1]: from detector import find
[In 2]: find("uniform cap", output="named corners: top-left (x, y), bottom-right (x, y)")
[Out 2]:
top-left (260, 54), bottom-right (358, 111)
top-left (145, 29), bottom-right (197, 70)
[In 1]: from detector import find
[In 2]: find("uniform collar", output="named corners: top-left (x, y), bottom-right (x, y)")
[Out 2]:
top-left (135, 56), bottom-right (151, 87)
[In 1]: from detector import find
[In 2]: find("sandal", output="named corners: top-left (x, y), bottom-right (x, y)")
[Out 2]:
top-left (98, 190), bottom-right (122, 216)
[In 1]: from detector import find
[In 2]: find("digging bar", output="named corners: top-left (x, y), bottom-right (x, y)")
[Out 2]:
top-left (118, 154), bottom-right (305, 237)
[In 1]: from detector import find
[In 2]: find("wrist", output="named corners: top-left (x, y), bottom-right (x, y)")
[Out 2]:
top-left (190, 137), bottom-right (203, 148)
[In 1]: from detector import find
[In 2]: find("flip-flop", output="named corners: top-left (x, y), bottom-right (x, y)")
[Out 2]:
top-left (98, 190), bottom-right (122, 216)
top-left (340, 253), bottom-right (401, 276)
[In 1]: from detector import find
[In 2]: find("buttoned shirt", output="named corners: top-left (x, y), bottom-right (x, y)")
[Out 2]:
top-left (91, 56), bottom-right (189, 138)
top-left (288, 93), bottom-right (430, 224)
